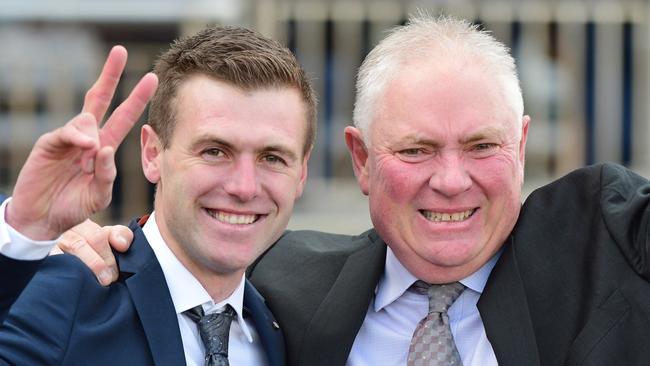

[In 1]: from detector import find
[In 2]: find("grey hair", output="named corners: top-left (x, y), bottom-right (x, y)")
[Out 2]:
top-left (352, 13), bottom-right (524, 143)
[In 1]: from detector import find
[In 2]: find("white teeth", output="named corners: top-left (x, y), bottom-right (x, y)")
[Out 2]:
top-left (422, 209), bottom-right (474, 222)
top-left (207, 210), bottom-right (257, 225)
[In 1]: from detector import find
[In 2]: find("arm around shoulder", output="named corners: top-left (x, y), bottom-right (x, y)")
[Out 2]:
top-left (0, 198), bottom-right (58, 319)
top-left (0, 255), bottom-right (94, 365)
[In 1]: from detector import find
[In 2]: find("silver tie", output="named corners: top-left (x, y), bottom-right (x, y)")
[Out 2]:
top-left (407, 281), bottom-right (466, 366)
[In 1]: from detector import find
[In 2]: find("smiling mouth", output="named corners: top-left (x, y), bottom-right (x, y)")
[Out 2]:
top-left (205, 209), bottom-right (260, 225)
top-left (419, 208), bottom-right (477, 222)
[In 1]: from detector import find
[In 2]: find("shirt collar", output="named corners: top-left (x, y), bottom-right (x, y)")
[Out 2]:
top-left (0, 198), bottom-right (10, 248)
top-left (374, 246), bottom-right (502, 312)
top-left (142, 212), bottom-right (253, 342)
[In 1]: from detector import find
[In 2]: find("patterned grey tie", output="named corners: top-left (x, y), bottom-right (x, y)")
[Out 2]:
top-left (184, 304), bottom-right (236, 366)
top-left (407, 281), bottom-right (466, 366)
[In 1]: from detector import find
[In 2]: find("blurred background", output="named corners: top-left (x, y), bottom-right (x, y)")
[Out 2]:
top-left (2, 0), bottom-right (649, 234)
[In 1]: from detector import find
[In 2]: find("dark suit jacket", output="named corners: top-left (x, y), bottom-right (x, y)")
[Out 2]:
top-left (0, 221), bottom-right (285, 365)
top-left (248, 163), bottom-right (650, 366)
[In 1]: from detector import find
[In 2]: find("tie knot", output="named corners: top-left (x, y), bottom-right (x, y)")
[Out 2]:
top-left (183, 304), bottom-right (236, 366)
top-left (184, 304), bottom-right (236, 324)
top-left (412, 280), bottom-right (465, 313)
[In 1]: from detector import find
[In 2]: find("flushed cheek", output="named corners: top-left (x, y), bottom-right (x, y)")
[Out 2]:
top-left (371, 158), bottom-right (427, 202)
top-left (468, 153), bottom-right (522, 185)
top-left (493, 148), bottom-right (524, 174)
top-left (473, 168), bottom-right (522, 241)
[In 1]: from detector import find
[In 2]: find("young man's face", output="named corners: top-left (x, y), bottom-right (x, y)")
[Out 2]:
top-left (143, 74), bottom-right (309, 282)
top-left (347, 61), bottom-right (529, 283)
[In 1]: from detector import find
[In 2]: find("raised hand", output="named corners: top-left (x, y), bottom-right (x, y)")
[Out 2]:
top-left (5, 46), bottom-right (158, 240)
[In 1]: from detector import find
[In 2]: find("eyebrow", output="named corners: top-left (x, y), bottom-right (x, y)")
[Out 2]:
top-left (192, 135), bottom-right (233, 150)
top-left (396, 134), bottom-right (442, 148)
top-left (459, 127), bottom-right (506, 144)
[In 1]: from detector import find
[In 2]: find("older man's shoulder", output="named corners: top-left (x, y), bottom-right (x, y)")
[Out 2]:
top-left (249, 228), bottom-right (381, 276)
top-left (273, 228), bottom-right (380, 254)
top-left (524, 162), bottom-right (649, 207)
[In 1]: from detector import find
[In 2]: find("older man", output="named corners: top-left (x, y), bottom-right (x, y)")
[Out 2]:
top-left (247, 15), bottom-right (650, 366)
top-left (0, 26), bottom-right (315, 365)
top-left (4, 14), bottom-right (650, 366)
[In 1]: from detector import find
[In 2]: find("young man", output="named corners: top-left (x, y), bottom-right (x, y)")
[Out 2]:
top-left (0, 25), bottom-right (315, 366)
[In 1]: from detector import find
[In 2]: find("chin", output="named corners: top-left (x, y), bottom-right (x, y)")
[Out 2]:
top-left (424, 247), bottom-right (479, 268)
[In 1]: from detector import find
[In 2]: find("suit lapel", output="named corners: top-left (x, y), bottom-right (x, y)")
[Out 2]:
top-left (299, 233), bottom-right (387, 365)
top-left (243, 280), bottom-right (286, 366)
top-left (478, 237), bottom-right (541, 366)
top-left (118, 224), bottom-right (186, 366)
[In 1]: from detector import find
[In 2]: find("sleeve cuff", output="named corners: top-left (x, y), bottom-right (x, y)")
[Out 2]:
top-left (0, 198), bottom-right (59, 260)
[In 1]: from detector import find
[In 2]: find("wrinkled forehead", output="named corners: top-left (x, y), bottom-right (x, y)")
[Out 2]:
top-left (399, 56), bottom-right (520, 111)
top-left (368, 61), bottom-right (523, 142)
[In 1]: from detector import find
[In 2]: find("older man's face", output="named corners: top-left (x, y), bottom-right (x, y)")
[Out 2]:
top-left (346, 61), bottom-right (529, 283)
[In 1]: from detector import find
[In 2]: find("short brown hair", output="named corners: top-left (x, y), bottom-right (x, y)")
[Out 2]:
top-left (149, 26), bottom-right (317, 155)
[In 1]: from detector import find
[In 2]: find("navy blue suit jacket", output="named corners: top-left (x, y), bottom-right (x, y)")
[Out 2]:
top-left (0, 221), bottom-right (285, 365)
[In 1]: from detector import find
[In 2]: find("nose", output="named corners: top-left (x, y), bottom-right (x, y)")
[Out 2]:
top-left (428, 153), bottom-right (472, 197)
top-left (223, 158), bottom-right (260, 202)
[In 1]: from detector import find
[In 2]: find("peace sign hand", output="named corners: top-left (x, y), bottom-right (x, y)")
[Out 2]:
top-left (6, 46), bottom-right (158, 240)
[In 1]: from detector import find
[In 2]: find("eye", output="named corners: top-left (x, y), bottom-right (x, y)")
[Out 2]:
top-left (201, 148), bottom-right (225, 160)
top-left (396, 147), bottom-right (431, 163)
top-left (262, 154), bottom-right (287, 166)
top-left (469, 143), bottom-right (499, 157)
top-left (475, 143), bottom-right (496, 150)
top-left (400, 148), bottom-right (423, 156)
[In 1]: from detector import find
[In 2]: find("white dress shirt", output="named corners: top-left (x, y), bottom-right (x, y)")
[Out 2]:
top-left (347, 247), bottom-right (500, 366)
top-left (143, 213), bottom-right (267, 366)
top-left (0, 200), bottom-right (267, 365)
top-left (0, 198), bottom-right (58, 259)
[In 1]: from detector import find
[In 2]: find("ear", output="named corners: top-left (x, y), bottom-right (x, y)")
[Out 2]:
top-left (344, 126), bottom-right (370, 196)
top-left (295, 150), bottom-right (311, 198)
top-left (141, 125), bottom-right (163, 184)
top-left (519, 115), bottom-right (530, 166)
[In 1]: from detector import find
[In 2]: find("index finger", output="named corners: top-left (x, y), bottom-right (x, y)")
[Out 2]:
top-left (82, 45), bottom-right (128, 123)
top-left (100, 72), bottom-right (158, 149)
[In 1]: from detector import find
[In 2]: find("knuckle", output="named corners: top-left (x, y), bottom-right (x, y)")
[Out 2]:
top-left (89, 228), bottom-right (112, 253)
top-left (85, 87), bottom-right (111, 106)
top-left (59, 239), bottom-right (86, 253)
top-left (84, 88), bottom-right (97, 103)
top-left (73, 219), bottom-right (101, 234)
top-left (87, 259), bottom-right (107, 274)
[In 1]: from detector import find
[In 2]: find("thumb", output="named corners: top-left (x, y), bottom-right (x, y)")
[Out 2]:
top-left (106, 224), bottom-right (133, 253)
